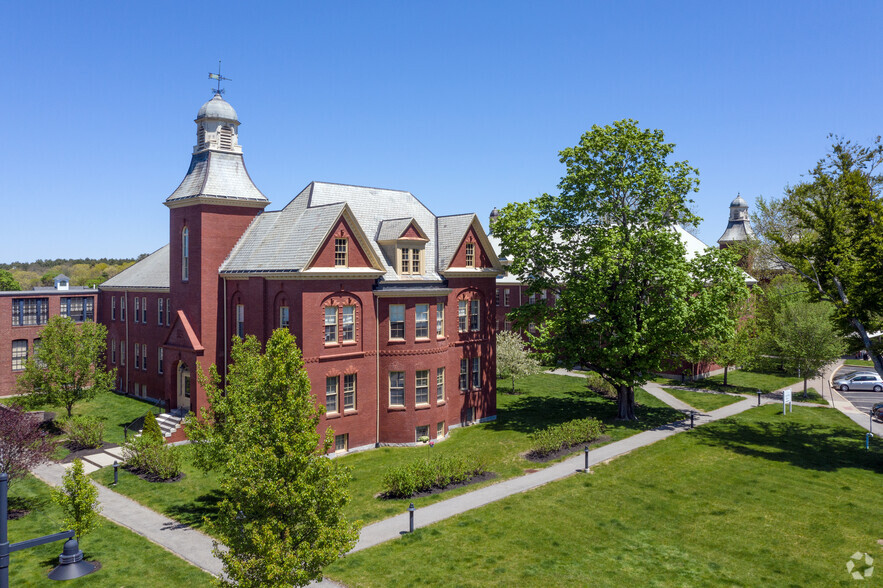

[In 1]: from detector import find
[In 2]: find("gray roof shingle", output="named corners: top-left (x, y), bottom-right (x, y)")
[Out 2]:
top-left (436, 214), bottom-right (475, 270)
top-left (166, 151), bottom-right (268, 204)
top-left (100, 245), bottom-right (170, 289)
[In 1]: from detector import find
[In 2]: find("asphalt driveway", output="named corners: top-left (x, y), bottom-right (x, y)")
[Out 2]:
top-left (832, 365), bottom-right (883, 417)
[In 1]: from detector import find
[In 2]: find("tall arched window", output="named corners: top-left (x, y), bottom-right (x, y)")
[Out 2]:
top-left (182, 227), bottom-right (190, 282)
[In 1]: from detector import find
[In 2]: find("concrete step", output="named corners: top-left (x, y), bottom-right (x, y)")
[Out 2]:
top-left (137, 409), bottom-right (187, 439)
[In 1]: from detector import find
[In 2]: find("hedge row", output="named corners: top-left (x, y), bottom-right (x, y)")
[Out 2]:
top-left (382, 454), bottom-right (488, 498)
top-left (529, 417), bottom-right (604, 457)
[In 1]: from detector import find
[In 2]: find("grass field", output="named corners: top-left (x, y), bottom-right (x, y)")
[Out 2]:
top-left (6, 475), bottom-right (212, 586)
top-left (326, 404), bottom-right (883, 587)
top-left (688, 368), bottom-right (803, 395)
top-left (92, 373), bottom-right (684, 528)
top-left (844, 359), bottom-right (874, 367)
top-left (661, 387), bottom-right (744, 412)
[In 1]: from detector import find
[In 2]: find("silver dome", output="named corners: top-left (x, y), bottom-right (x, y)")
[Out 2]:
top-left (730, 194), bottom-right (748, 208)
top-left (196, 94), bottom-right (238, 122)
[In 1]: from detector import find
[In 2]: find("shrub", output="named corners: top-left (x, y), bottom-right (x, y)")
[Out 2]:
top-left (382, 454), bottom-right (488, 498)
top-left (123, 434), bottom-right (182, 480)
top-left (0, 404), bottom-right (54, 486)
top-left (51, 459), bottom-right (101, 539)
top-left (142, 411), bottom-right (164, 445)
top-left (60, 415), bottom-right (105, 449)
top-left (529, 417), bottom-right (604, 458)
top-left (584, 372), bottom-right (616, 399)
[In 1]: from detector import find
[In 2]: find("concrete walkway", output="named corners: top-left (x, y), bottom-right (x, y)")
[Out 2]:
top-left (31, 461), bottom-right (225, 578)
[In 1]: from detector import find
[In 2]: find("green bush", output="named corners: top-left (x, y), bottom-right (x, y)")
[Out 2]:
top-left (382, 454), bottom-right (488, 498)
top-left (60, 415), bottom-right (105, 449)
top-left (142, 411), bottom-right (164, 445)
top-left (584, 372), bottom-right (616, 399)
top-left (529, 417), bottom-right (604, 458)
top-left (123, 434), bottom-right (182, 480)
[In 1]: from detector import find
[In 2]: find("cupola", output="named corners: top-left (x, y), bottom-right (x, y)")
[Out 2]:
top-left (193, 94), bottom-right (242, 154)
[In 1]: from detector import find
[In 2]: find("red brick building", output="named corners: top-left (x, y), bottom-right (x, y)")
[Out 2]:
top-left (0, 275), bottom-right (97, 396)
top-left (99, 94), bottom-right (502, 452)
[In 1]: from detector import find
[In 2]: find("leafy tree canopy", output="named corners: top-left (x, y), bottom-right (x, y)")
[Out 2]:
top-left (0, 269), bottom-right (21, 291)
top-left (17, 316), bottom-right (115, 417)
top-left (754, 136), bottom-right (883, 376)
top-left (496, 330), bottom-right (542, 394)
top-left (186, 329), bottom-right (358, 587)
top-left (495, 120), bottom-right (748, 419)
top-left (0, 404), bottom-right (54, 486)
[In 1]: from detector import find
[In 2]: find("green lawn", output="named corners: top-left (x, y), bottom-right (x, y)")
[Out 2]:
top-left (92, 373), bottom-right (684, 528)
top-left (6, 475), bottom-right (213, 586)
top-left (326, 404), bottom-right (882, 587)
top-left (688, 368), bottom-right (803, 395)
top-left (662, 387), bottom-right (744, 412)
top-left (4, 390), bottom-right (161, 447)
top-left (844, 359), bottom-right (874, 367)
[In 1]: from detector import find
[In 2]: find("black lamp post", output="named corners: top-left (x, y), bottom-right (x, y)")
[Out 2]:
top-left (0, 473), bottom-right (98, 586)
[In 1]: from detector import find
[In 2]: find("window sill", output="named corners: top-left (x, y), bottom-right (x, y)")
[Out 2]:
top-left (343, 409), bottom-right (358, 415)
top-left (415, 403), bottom-right (431, 410)
top-left (436, 400), bottom-right (446, 406)
top-left (415, 337), bottom-right (431, 343)
top-left (324, 342), bottom-right (340, 348)
top-left (325, 412), bottom-right (341, 420)
top-left (388, 405), bottom-right (406, 411)
top-left (387, 339), bottom-right (406, 344)
top-left (342, 341), bottom-right (357, 346)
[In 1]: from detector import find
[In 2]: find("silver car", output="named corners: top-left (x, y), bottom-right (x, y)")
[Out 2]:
top-left (834, 372), bottom-right (883, 392)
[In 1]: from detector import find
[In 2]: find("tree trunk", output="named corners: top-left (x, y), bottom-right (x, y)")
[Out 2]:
top-left (511, 375), bottom-right (516, 394)
top-left (723, 365), bottom-right (729, 386)
top-left (66, 403), bottom-right (74, 418)
top-left (851, 318), bottom-right (883, 379)
top-left (803, 377), bottom-right (808, 399)
top-left (616, 384), bottom-right (637, 420)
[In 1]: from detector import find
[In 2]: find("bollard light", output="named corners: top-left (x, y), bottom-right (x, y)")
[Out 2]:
top-left (867, 432), bottom-right (874, 450)
top-left (408, 502), bottom-right (415, 533)
top-left (113, 461), bottom-right (119, 486)
top-left (690, 411), bottom-right (695, 429)
top-left (756, 391), bottom-right (762, 407)
top-left (584, 446), bottom-right (590, 472)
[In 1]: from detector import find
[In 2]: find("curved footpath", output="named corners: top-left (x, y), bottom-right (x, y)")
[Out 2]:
top-left (31, 368), bottom-right (855, 585)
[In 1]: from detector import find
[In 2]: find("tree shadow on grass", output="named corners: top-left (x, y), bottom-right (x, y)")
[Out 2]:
top-left (165, 490), bottom-right (224, 529)
top-left (690, 418), bottom-right (883, 474)
top-left (489, 394), bottom-right (683, 435)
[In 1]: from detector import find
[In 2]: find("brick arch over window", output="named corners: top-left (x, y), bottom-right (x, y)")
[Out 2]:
top-left (321, 292), bottom-right (363, 345)
top-left (274, 291), bottom-right (291, 330)
top-left (230, 291), bottom-right (245, 340)
top-left (456, 288), bottom-right (484, 333)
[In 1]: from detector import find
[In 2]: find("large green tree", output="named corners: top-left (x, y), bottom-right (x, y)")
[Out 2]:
top-left (495, 120), bottom-right (748, 419)
top-left (186, 329), bottom-right (358, 588)
top-left (17, 316), bottom-right (115, 417)
top-left (0, 269), bottom-right (21, 291)
top-left (755, 136), bottom-right (883, 376)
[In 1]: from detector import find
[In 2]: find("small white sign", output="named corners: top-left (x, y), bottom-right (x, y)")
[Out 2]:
top-left (783, 389), bottom-right (792, 403)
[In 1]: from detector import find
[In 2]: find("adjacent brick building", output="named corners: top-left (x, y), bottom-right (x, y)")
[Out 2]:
top-left (99, 93), bottom-right (502, 452)
top-left (0, 275), bottom-right (97, 396)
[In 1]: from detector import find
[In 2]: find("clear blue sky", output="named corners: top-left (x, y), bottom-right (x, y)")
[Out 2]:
top-left (3, 1), bottom-right (881, 263)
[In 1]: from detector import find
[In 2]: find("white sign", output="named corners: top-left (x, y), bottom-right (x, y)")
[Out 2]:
top-left (783, 389), bottom-right (793, 414)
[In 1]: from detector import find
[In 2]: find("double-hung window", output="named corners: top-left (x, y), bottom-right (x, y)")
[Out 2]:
top-left (165, 298), bottom-right (170, 326)
top-left (436, 303), bottom-right (444, 336)
top-left (142, 297), bottom-right (147, 323)
top-left (389, 371), bottom-right (405, 406)
top-left (112, 297), bottom-right (117, 321)
top-left (335, 238), bottom-right (348, 267)
top-left (389, 305), bottom-right (405, 339)
top-left (469, 300), bottom-right (480, 331)
top-left (134, 297), bottom-right (140, 323)
top-left (341, 306), bottom-right (355, 342)
top-left (326, 377), bottom-right (339, 414)
top-left (134, 343), bottom-right (140, 370)
top-left (142, 344), bottom-right (148, 372)
top-left (344, 374), bottom-right (356, 411)
top-left (280, 306), bottom-right (290, 329)
top-left (416, 370), bottom-right (429, 404)
top-left (158, 347), bottom-right (164, 374)
top-left (459, 359), bottom-right (468, 391)
top-left (465, 243), bottom-right (475, 267)
top-left (504, 289), bottom-right (510, 307)
top-left (325, 307), bottom-right (338, 343)
top-left (111, 339), bottom-right (117, 364)
top-left (120, 296), bottom-right (126, 322)
top-left (157, 298), bottom-right (164, 325)
top-left (472, 357), bottom-right (480, 389)
top-left (11, 340), bottom-right (27, 371)
top-left (436, 367), bottom-right (445, 402)
top-left (415, 304), bottom-right (429, 339)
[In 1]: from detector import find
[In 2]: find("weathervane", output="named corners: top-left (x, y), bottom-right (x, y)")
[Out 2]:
top-left (208, 60), bottom-right (231, 95)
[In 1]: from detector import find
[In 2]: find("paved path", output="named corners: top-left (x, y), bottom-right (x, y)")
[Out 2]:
top-left (31, 461), bottom-right (225, 578)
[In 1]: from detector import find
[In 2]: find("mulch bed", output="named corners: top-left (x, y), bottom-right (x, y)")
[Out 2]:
top-left (123, 465), bottom-right (185, 483)
top-left (60, 441), bottom-right (119, 463)
top-left (7, 509), bottom-right (30, 520)
top-left (524, 434), bottom-right (612, 463)
top-left (378, 471), bottom-right (498, 500)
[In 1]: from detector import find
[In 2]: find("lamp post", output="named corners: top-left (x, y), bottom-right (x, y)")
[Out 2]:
top-left (0, 473), bottom-right (98, 587)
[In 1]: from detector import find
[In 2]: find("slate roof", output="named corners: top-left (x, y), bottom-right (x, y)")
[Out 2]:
top-left (166, 151), bottom-right (268, 204)
top-left (717, 220), bottom-right (755, 244)
top-left (221, 182), bottom-right (486, 282)
top-left (100, 245), bottom-right (170, 289)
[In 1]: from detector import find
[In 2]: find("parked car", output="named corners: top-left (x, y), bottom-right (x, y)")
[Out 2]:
top-left (872, 402), bottom-right (883, 421)
top-left (833, 372), bottom-right (883, 392)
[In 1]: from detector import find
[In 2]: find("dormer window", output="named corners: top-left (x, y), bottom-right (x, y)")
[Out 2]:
top-left (465, 243), bottom-right (475, 267)
top-left (399, 248), bottom-right (423, 275)
top-left (335, 238), bottom-right (348, 267)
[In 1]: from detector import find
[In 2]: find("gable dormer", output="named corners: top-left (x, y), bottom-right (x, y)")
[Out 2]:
top-left (377, 218), bottom-right (430, 276)
top-left (310, 217), bottom-right (375, 269)
top-left (437, 214), bottom-right (504, 277)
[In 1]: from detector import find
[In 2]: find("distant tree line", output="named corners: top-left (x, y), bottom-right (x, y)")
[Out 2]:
top-left (0, 255), bottom-right (147, 291)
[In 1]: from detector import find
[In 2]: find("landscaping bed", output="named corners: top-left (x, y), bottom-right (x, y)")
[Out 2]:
top-left (525, 434), bottom-right (611, 463)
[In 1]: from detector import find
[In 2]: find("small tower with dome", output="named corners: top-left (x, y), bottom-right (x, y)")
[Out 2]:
top-left (717, 194), bottom-right (755, 249)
